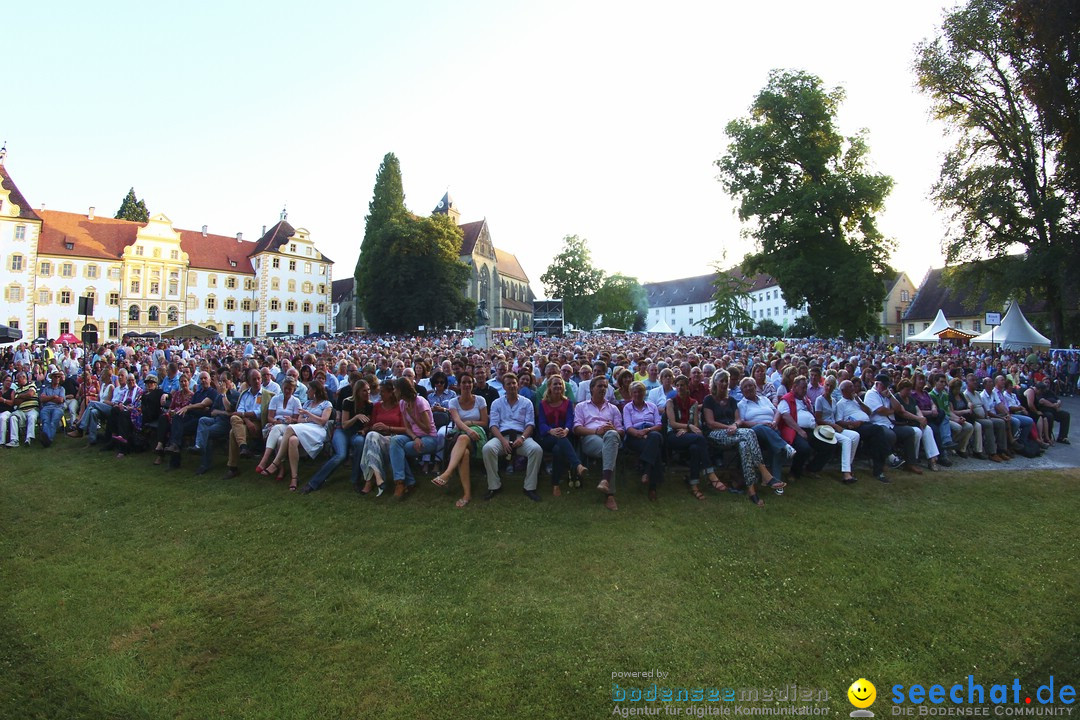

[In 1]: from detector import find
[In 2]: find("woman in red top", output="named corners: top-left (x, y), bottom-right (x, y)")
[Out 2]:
top-left (358, 381), bottom-right (406, 496)
top-left (664, 375), bottom-right (717, 500)
top-left (153, 374), bottom-right (192, 465)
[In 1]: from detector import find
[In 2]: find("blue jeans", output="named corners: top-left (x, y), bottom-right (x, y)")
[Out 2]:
top-left (81, 401), bottom-right (112, 441)
top-left (389, 434), bottom-right (440, 485)
top-left (1010, 413), bottom-right (1034, 439)
top-left (40, 404), bottom-right (64, 441)
top-left (306, 429), bottom-right (351, 491)
top-left (750, 424), bottom-right (788, 483)
top-left (196, 416), bottom-right (230, 470)
top-left (349, 433), bottom-right (368, 486)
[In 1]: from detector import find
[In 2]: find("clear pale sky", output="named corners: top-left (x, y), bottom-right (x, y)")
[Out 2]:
top-left (4, 0), bottom-right (959, 294)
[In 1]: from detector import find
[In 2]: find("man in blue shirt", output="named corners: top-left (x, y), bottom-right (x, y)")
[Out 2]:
top-left (223, 370), bottom-right (263, 478)
top-left (480, 374), bottom-right (543, 502)
top-left (163, 371), bottom-right (219, 470)
top-left (38, 370), bottom-right (67, 447)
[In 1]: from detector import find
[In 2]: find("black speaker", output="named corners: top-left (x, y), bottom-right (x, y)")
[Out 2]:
top-left (81, 330), bottom-right (98, 346)
top-left (78, 296), bottom-right (95, 316)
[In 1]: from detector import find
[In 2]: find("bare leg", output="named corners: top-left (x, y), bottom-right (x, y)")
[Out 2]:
top-left (287, 436), bottom-right (301, 490)
top-left (457, 451), bottom-right (472, 507)
top-left (437, 434), bottom-right (472, 485)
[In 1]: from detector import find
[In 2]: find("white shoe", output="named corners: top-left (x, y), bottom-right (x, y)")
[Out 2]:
top-left (4, 441), bottom-right (16, 448)
top-left (784, 444), bottom-right (796, 459)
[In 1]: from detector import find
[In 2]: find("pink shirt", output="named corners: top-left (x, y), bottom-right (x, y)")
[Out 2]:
top-left (400, 395), bottom-right (437, 437)
top-left (574, 400), bottom-right (624, 433)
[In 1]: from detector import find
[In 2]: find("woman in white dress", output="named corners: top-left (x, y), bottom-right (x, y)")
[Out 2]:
top-left (431, 373), bottom-right (488, 508)
top-left (256, 377), bottom-right (302, 479)
top-left (263, 380), bottom-right (333, 491)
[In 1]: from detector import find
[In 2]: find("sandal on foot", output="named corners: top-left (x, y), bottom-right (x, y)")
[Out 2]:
top-left (690, 485), bottom-right (706, 501)
top-left (748, 492), bottom-right (764, 507)
top-left (432, 474), bottom-right (448, 488)
top-left (289, 478), bottom-right (298, 491)
top-left (360, 480), bottom-right (373, 495)
top-left (766, 478), bottom-right (787, 490)
top-left (455, 497), bottom-right (470, 508)
top-left (552, 485), bottom-right (562, 497)
top-left (709, 476), bottom-right (728, 492)
top-left (261, 462), bottom-right (278, 477)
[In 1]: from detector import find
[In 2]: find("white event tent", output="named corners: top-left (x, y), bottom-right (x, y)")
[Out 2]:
top-left (647, 319), bottom-right (676, 334)
top-left (907, 309), bottom-right (954, 342)
top-left (971, 303), bottom-right (1050, 349)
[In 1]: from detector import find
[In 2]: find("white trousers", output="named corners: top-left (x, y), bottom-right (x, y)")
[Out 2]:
top-left (836, 428), bottom-right (861, 472)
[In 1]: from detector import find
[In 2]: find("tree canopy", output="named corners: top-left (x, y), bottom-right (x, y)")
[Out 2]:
top-left (540, 235), bottom-right (604, 329)
top-left (115, 188), bottom-right (149, 223)
top-left (697, 266), bottom-right (753, 337)
top-left (593, 273), bottom-right (648, 331)
top-left (716, 69), bottom-right (895, 339)
top-left (355, 153), bottom-right (474, 332)
top-left (915, 0), bottom-right (1078, 345)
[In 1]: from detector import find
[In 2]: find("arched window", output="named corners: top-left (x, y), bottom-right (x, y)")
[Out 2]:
top-left (148, 305), bottom-right (160, 322)
top-left (129, 305), bottom-right (140, 321)
top-left (167, 306), bottom-right (179, 323)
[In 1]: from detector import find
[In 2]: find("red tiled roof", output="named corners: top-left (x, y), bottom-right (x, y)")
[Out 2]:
top-left (459, 220), bottom-right (485, 255)
top-left (495, 248), bottom-right (529, 282)
top-left (251, 220), bottom-right (296, 255)
top-left (38, 210), bottom-right (136, 259)
top-left (38, 210), bottom-right (255, 272)
top-left (500, 298), bottom-right (534, 313)
top-left (0, 165), bottom-right (42, 222)
top-left (178, 229), bottom-right (256, 274)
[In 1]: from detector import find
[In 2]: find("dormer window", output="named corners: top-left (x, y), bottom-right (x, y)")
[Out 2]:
top-left (64, 241), bottom-right (74, 250)
top-left (230, 260), bottom-right (237, 267)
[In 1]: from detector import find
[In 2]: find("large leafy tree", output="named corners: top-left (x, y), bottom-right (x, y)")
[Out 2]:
top-left (540, 235), bottom-right (604, 329)
top-left (697, 266), bottom-right (753, 337)
top-left (752, 318), bottom-right (784, 338)
top-left (115, 187), bottom-right (149, 222)
top-left (915, 0), bottom-right (1078, 345)
top-left (717, 70), bottom-right (895, 338)
top-left (356, 153), bottom-right (407, 328)
top-left (593, 273), bottom-right (648, 331)
top-left (361, 213), bottom-right (474, 332)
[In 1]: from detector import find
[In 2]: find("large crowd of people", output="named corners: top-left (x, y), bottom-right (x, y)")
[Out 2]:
top-left (1, 332), bottom-right (1075, 510)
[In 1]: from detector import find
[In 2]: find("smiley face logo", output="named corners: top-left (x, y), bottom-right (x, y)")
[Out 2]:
top-left (848, 678), bottom-right (876, 709)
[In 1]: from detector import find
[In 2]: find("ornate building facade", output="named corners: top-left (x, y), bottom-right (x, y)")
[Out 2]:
top-left (0, 155), bottom-right (333, 341)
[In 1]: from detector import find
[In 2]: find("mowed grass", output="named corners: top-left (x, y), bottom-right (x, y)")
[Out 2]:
top-left (1, 439), bottom-right (1078, 720)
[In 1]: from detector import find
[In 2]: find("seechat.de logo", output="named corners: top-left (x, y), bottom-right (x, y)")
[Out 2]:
top-left (849, 678), bottom-right (877, 718)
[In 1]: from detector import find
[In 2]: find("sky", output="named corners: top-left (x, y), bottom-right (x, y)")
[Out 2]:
top-left (4, 0), bottom-right (960, 295)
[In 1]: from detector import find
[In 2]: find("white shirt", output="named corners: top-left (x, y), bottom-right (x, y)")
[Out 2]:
top-left (779, 395), bottom-right (816, 429)
top-left (835, 397), bottom-right (871, 424)
top-left (863, 387), bottom-right (894, 428)
top-left (738, 395), bottom-right (777, 424)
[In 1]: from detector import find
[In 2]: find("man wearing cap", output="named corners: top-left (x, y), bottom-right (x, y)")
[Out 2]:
top-left (38, 370), bottom-right (68, 447)
top-left (864, 373), bottom-right (921, 475)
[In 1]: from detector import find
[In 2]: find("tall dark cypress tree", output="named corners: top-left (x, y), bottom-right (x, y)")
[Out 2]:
top-left (355, 153), bottom-right (406, 328)
top-left (115, 187), bottom-right (150, 222)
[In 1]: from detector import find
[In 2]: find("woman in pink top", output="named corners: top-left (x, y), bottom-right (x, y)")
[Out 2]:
top-left (389, 377), bottom-right (440, 498)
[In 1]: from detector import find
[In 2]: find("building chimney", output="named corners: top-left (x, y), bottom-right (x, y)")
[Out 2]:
top-left (262, 225), bottom-right (266, 235)
top-left (202, 225), bottom-right (208, 237)
top-left (236, 232), bottom-right (243, 243)
top-left (88, 206), bottom-right (95, 220)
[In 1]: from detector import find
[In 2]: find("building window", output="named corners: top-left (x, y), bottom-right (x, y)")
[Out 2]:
top-left (206, 297), bottom-right (216, 312)
top-left (973, 321), bottom-right (981, 332)
top-left (169, 281), bottom-right (178, 295)
top-left (244, 278), bottom-right (255, 290)
top-left (110, 267), bottom-right (121, 280)
top-left (243, 323), bottom-right (251, 337)
top-left (270, 322), bottom-right (279, 332)
top-left (60, 290), bottom-right (73, 305)
top-left (272, 258), bottom-right (280, 269)
top-left (15, 225), bottom-right (26, 240)
top-left (225, 298), bottom-right (236, 311)
top-left (208, 274), bottom-right (218, 288)
top-left (108, 321), bottom-right (118, 337)
top-left (270, 299), bottom-right (280, 311)
top-left (108, 292), bottom-right (119, 306)
top-left (317, 303), bottom-right (325, 314)
top-left (923, 322), bottom-right (930, 330)
top-left (4, 285), bottom-right (23, 302)
top-left (148, 306), bottom-right (160, 322)
top-left (129, 305), bottom-right (140, 321)
top-left (61, 263), bottom-right (73, 277)
top-left (289, 243), bottom-right (297, 253)
top-left (6, 320), bottom-right (16, 330)
top-left (226, 276), bottom-right (236, 289)
top-left (901, 290), bottom-right (909, 302)
top-left (39, 261), bottom-right (51, 276)
top-left (908, 323), bottom-right (915, 335)
top-left (38, 321), bottom-right (48, 338)
top-left (150, 282), bottom-right (160, 295)
top-left (302, 281), bottom-right (313, 294)
top-left (289, 260), bottom-right (296, 271)
top-left (9, 255), bottom-right (23, 271)
top-left (135, 245), bottom-right (144, 256)
top-left (188, 271), bottom-right (197, 284)
top-left (59, 321), bottom-right (70, 334)
top-left (302, 301), bottom-right (312, 313)
top-left (168, 306), bottom-right (179, 323)
top-left (318, 284), bottom-right (326, 295)
top-left (241, 299), bottom-right (252, 312)
top-left (168, 249), bottom-right (178, 260)
top-left (956, 320), bottom-right (963, 330)
top-left (286, 323), bottom-right (295, 334)
top-left (286, 300), bottom-right (297, 312)
top-left (304, 262), bottom-right (311, 274)
top-left (271, 278), bottom-right (280, 291)
top-left (188, 295), bottom-right (198, 310)
top-left (130, 281), bottom-right (140, 294)
top-left (306, 247), bottom-right (312, 256)
top-left (288, 280), bottom-right (296, 292)
top-left (38, 289), bottom-right (51, 304)
top-left (87, 264), bottom-right (98, 278)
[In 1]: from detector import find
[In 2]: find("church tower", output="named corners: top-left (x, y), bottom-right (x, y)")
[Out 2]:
top-left (432, 191), bottom-right (460, 225)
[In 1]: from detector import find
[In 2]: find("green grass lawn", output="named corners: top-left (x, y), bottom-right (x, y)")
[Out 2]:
top-left (1, 440), bottom-right (1078, 720)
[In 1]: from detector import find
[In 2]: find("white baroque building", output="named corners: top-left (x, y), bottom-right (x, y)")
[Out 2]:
top-left (643, 271), bottom-right (808, 336)
top-left (0, 155), bottom-right (333, 341)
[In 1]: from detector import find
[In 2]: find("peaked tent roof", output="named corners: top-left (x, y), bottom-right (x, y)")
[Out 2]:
top-left (160, 323), bottom-right (219, 339)
top-left (971, 302), bottom-right (1050, 348)
top-left (647, 318), bottom-right (676, 334)
top-left (907, 309), bottom-right (954, 342)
